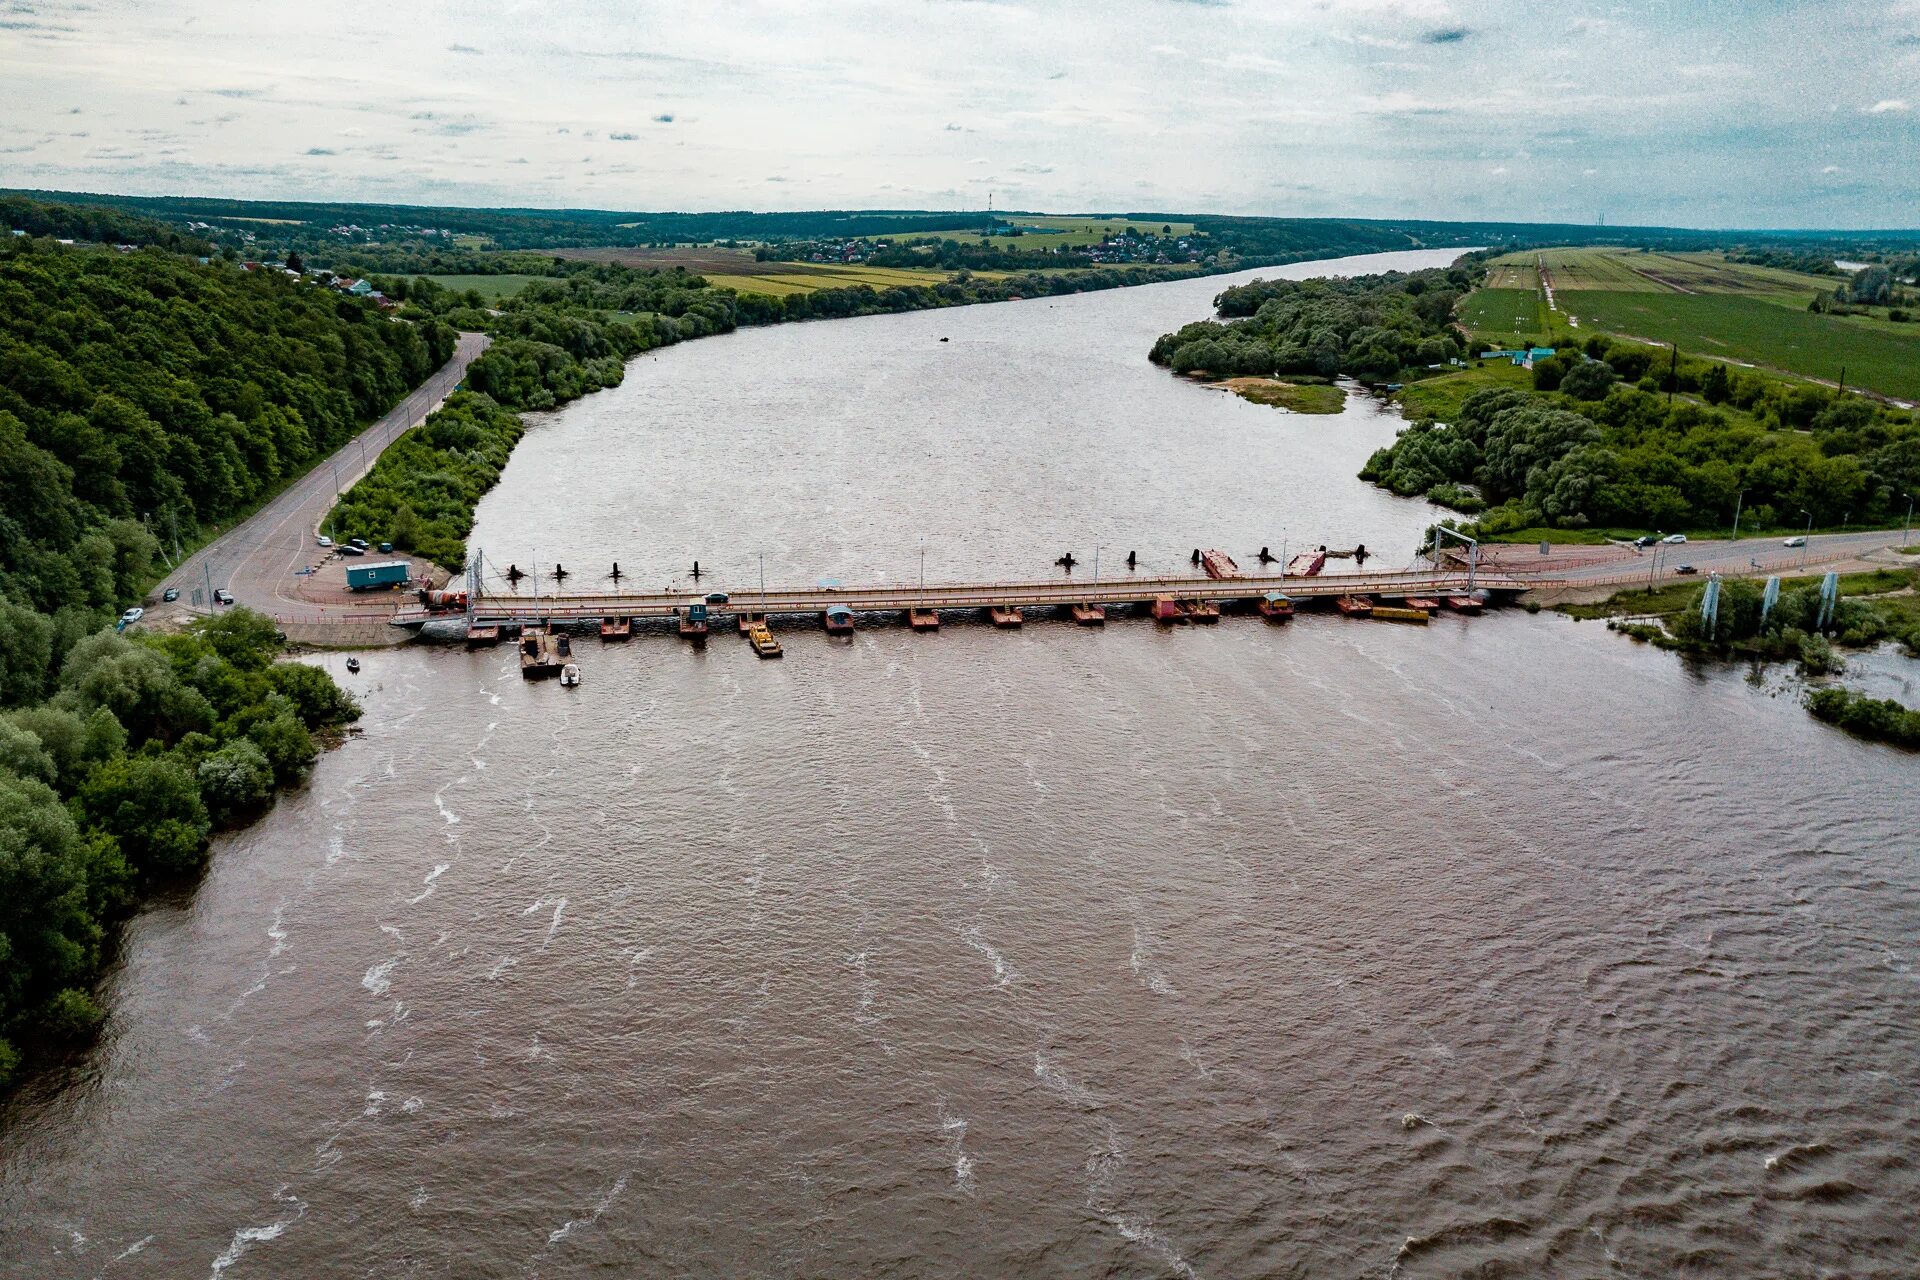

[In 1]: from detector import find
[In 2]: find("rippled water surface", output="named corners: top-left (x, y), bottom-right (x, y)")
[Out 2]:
top-left (5, 253), bottom-right (1919, 1279)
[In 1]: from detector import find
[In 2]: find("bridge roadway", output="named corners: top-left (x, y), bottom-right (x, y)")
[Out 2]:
top-left (445, 568), bottom-right (1542, 626)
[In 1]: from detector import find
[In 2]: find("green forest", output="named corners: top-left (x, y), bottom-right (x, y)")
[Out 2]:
top-left (1, 609), bottom-right (362, 1090)
top-left (1360, 335), bottom-right (1920, 534)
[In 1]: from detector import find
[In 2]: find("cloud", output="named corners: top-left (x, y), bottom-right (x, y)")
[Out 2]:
top-left (1421, 26), bottom-right (1472, 43)
top-left (652, 113), bottom-right (674, 123)
top-left (447, 43), bottom-right (482, 54)
top-left (1862, 98), bottom-right (1910, 112)
top-left (209, 87), bottom-right (265, 99)
top-left (1489, 165), bottom-right (1508, 176)
top-left (1821, 164), bottom-right (1842, 173)
top-left (304, 146), bottom-right (336, 155)
top-left (607, 131), bottom-right (635, 140)
top-left (944, 123), bottom-right (964, 131)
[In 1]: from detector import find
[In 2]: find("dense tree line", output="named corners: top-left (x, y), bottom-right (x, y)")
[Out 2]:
top-left (1362, 345), bottom-right (1920, 532)
top-left (1, 197), bottom-right (212, 256)
top-left (1, 610), bottom-right (360, 1091)
top-left (325, 392), bottom-right (524, 569)
top-left (1805, 686), bottom-right (1920, 749)
top-left (0, 236), bottom-right (456, 705)
top-left (1147, 267), bottom-right (1473, 379)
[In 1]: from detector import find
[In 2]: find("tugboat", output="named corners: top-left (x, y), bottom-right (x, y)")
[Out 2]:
top-left (747, 620), bottom-right (783, 659)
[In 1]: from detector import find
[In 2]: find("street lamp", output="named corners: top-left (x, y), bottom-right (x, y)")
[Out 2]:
top-left (1905, 495), bottom-right (1915, 547)
top-left (1092, 545), bottom-right (1103, 584)
top-left (1800, 510), bottom-right (1813, 563)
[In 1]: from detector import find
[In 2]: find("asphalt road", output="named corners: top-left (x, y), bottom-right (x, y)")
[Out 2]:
top-left (1516, 530), bottom-right (1914, 586)
top-left (155, 331), bottom-right (490, 616)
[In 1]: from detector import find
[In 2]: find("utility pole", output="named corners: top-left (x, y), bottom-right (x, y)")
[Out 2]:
top-left (1731, 488), bottom-right (1746, 541)
top-left (1666, 343), bottom-right (1678, 409)
top-left (1905, 496), bottom-right (1914, 547)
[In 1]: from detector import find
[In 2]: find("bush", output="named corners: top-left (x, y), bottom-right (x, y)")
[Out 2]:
top-left (39, 987), bottom-right (105, 1039)
top-left (196, 739), bottom-right (275, 825)
top-left (1560, 360), bottom-right (1617, 401)
top-left (1805, 686), bottom-right (1920, 748)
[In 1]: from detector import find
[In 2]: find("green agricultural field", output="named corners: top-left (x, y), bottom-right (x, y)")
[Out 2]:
top-left (1458, 287), bottom-right (1550, 342)
top-left (420, 273), bottom-right (550, 300)
top-left (1557, 289), bottom-right (1920, 401)
top-left (707, 263), bottom-right (979, 297)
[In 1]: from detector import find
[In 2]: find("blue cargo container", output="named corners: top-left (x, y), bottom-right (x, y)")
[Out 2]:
top-left (346, 560), bottom-right (411, 591)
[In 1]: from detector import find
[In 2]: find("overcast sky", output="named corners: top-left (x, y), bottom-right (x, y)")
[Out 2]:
top-left (1, 0), bottom-right (1914, 227)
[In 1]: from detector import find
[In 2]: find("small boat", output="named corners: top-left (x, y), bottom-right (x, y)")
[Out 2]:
top-left (599, 616), bottom-right (631, 641)
top-left (1257, 591), bottom-right (1293, 620)
top-left (747, 621), bottom-right (783, 658)
top-left (824, 605), bottom-right (855, 636)
top-left (559, 663), bottom-right (582, 685)
top-left (1372, 605), bottom-right (1430, 625)
top-left (678, 602), bottom-right (709, 639)
top-left (908, 607), bottom-right (940, 632)
top-left (345, 656), bottom-right (361, 673)
top-left (1180, 599), bottom-right (1220, 623)
top-left (1443, 594), bottom-right (1484, 614)
top-left (989, 605), bottom-right (1022, 629)
top-left (1152, 595), bottom-right (1185, 624)
top-left (1200, 549), bottom-right (1239, 580)
top-left (1403, 597), bottom-right (1442, 613)
top-left (1071, 602), bottom-right (1105, 626)
top-left (1334, 595), bottom-right (1374, 617)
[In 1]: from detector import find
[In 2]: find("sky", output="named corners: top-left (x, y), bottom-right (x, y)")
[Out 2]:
top-left (1, 0), bottom-right (1915, 228)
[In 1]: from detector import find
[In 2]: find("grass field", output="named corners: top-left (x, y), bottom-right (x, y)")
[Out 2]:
top-left (704, 262), bottom-right (985, 297)
top-left (1559, 290), bottom-right (1920, 400)
top-left (1216, 377), bottom-right (1347, 414)
top-left (1484, 260), bottom-right (1538, 290)
top-left (1458, 288), bottom-right (1550, 343)
top-left (420, 273), bottom-right (550, 300)
top-left (1392, 361), bottom-right (1534, 422)
top-left (1486, 247), bottom-right (1838, 300)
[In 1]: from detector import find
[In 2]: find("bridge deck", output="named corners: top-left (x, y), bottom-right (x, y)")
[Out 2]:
top-left (425, 569), bottom-right (1550, 626)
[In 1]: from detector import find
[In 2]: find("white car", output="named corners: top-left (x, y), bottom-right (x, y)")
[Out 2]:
top-left (1662, 533), bottom-right (1687, 544)
top-left (1784, 535), bottom-right (1807, 548)
top-left (119, 607), bottom-right (144, 625)
top-left (317, 535), bottom-right (333, 548)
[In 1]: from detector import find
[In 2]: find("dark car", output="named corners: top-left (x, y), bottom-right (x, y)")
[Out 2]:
top-left (1633, 535), bottom-right (1658, 548)
top-left (338, 544), bottom-right (365, 556)
top-left (1674, 564), bottom-right (1698, 575)
top-left (162, 587), bottom-right (179, 602)
top-left (213, 589), bottom-right (234, 605)
top-left (705, 591), bottom-right (730, 604)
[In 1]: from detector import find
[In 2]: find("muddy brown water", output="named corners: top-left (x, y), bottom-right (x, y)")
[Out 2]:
top-left (5, 252), bottom-right (1918, 1278)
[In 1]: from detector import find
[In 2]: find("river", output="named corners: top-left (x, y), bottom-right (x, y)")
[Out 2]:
top-left (4, 251), bottom-right (1918, 1279)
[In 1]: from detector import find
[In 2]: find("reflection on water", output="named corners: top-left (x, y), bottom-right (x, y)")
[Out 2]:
top-left (4, 253), bottom-right (1919, 1279)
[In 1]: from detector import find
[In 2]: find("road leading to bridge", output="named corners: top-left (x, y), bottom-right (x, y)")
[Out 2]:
top-left (154, 331), bottom-right (490, 617)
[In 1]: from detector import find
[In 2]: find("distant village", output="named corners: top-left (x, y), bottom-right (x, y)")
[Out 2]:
top-left (774, 226), bottom-right (1216, 268)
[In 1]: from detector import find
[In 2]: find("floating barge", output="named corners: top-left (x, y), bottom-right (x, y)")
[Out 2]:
top-left (1334, 595), bottom-right (1374, 618)
top-left (677, 602), bottom-right (708, 640)
top-left (1257, 591), bottom-right (1294, 620)
top-left (1372, 605), bottom-right (1430, 624)
top-left (599, 616), bottom-right (631, 641)
top-left (1289, 550), bottom-right (1328, 577)
top-left (1444, 594), bottom-right (1484, 614)
top-left (518, 628), bottom-right (570, 679)
top-left (746, 620), bottom-right (783, 658)
top-left (1180, 599), bottom-right (1220, 623)
top-left (737, 611), bottom-right (765, 635)
top-left (824, 605), bottom-right (855, 635)
top-left (1151, 595), bottom-right (1186, 624)
top-left (1072, 602), bottom-right (1106, 626)
top-left (989, 605), bottom-right (1023, 629)
top-left (908, 607), bottom-right (940, 632)
top-left (465, 623), bottom-right (501, 648)
top-left (1403, 597), bottom-right (1441, 614)
top-left (1200, 549), bottom-right (1240, 580)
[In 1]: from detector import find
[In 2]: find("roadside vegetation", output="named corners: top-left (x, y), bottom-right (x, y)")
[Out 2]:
top-left (1, 609), bottom-right (360, 1092)
top-left (325, 393), bottom-right (523, 570)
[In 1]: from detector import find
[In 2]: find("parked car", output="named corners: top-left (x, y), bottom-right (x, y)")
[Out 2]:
top-left (1674, 564), bottom-right (1698, 575)
top-left (213, 589), bottom-right (234, 605)
top-left (350, 537), bottom-right (369, 549)
top-left (1662, 533), bottom-right (1688, 544)
top-left (1633, 535), bottom-right (1658, 547)
top-left (119, 606), bottom-right (144, 624)
top-left (1784, 535), bottom-right (1807, 547)
top-left (162, 587), bottom-right (179, 602)
top-left (338, 544), bottom-right (365, 556)
top-left (317, 535), bottom-right (333, 548)
top-left (705, 591), bottom-right (730, 604)
top-left (378, 542), bottom-right (393, 553)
